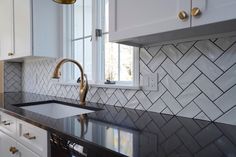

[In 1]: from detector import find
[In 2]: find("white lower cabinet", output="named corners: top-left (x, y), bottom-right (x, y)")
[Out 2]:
top-left (0, 112), bottom-right (48, 157)
top-left (0, 130), bottom-right (39, 157)
top-left (0, 130), bottom-right (16, 157)
top-left (17, 142), bottom-right (40, 157)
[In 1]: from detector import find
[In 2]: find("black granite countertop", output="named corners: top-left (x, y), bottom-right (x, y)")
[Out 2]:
top-left (0, 92), bottom-right (236, 157)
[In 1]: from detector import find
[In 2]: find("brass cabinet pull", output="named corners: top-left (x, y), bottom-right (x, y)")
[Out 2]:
top-left (178, 11), bottom-right (188, 20)
top-left (8, 52), bottom-right (14, 56)
top-left (9, 147), bottom-right (18, 154)
top-left (191, 7), bottom-right (201, 16)
top-left (1, 120), bottom-right (11, 126)
top-left (23, 133), bottom-right (36, 140)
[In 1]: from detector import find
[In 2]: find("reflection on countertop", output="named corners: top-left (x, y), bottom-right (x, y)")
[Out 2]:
top-left (1, 92), bottom-right (236, 157)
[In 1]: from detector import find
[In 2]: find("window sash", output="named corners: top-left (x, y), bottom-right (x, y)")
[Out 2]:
top-left (62, 0), bottom-right (139, 86)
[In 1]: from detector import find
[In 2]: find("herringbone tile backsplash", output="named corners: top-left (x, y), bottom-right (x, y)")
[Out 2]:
top-left (5, 36), bottom-right (236, 125)
top-left (4, 62), bottom-right (22, 92)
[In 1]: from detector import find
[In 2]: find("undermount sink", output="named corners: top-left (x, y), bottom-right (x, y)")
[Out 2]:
top-left (20, 102), bottom-right (95, 119)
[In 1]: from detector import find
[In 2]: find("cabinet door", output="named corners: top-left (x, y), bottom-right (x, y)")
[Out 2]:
top-left (109, 0), bottom-right (191, 42)
top-left (17, 142), bottom-right (40, 157)
top-left (0, 0), bottom-right (14, 60)
top-left (14, 0), bottom-right (32, 58)
top-left (0, 131), bottom-right (18, 157)
top-left (192, 0), bottom-right (236, 27)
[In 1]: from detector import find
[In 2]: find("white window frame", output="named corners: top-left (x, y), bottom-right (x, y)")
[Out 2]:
top-left (61, 1), bottom-right (140, 88)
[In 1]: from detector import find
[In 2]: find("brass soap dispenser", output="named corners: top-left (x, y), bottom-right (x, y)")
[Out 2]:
top-left (53, 0), bottom-right (76, 4)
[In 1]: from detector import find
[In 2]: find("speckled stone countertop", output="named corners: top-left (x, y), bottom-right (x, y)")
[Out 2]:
top-left (0, 92), bottom-right (236, 157)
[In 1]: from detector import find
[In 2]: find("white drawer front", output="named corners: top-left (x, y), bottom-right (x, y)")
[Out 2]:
top-left (17, 141), bottom-right (40, 157)
top-left (0, 112), bottom-right (17, 137)
top-left (17, 120), bottom-right (48, 157)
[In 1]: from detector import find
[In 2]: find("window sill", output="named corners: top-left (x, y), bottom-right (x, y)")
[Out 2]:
top-left (90, 83), bottom-right (141, 90)
top-left (55, 82), bottom-right (141, 90)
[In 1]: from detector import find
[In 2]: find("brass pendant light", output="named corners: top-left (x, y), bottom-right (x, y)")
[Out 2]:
top-left (53, 0), bottom-right (76, 4)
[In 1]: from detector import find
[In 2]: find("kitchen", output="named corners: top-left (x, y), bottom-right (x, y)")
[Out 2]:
top-left (0, 0), bottom-right (236, 157)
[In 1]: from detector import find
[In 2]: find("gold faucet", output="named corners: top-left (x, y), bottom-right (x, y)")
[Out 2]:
top-left (52, 59), bottom-right (88, 105)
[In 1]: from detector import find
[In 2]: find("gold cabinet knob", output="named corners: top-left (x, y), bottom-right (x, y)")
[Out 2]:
top-left (178, 11), bottom-right (188, 20)
top-left (8, 52), bottom-right (14, 56)
top-left (9, 147), bottom-right (18, 154)
top-left (191, 7), bottom-right (201, 16)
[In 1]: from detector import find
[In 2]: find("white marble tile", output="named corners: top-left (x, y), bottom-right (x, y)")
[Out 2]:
top-left (140, 48), bottom-right (152, 64)
top-left (106, 94), bottom-right (118, 106)
top-left (114, 89), bottom-right (128, 105)
top-left (215, 44), bottom-right (236, 71)
top-left (177, 47), bottom-right (201, 71)
top-left (215, 64), bottom-right (236, 92)
top-left (135, 91), bottom-right (152, 110)
top-left (156, 67), bottom-right (167, 81)
top-left (215, 85), bottom-right (236, 112)
top-left (124, 90), bottom-right (137, 100)
top-left (177, 84), bottom-right (201, 107)
top-left (215, 36), bottom-right (236, 51)
top-left (97, 88), bottom-right (108, 103)
top-left (161, 91), bottom-right (182, 114)
top-left (194, 56), bottom-right (223, 81)
top-left (148, 99), bottom-right (166, 113)
top-left (106, 88), bottom-right (116, 97)
top-left (162, 45), bottom-right (183, 63)
top-left (148, 50), bottom-right (166, 72)
top-left (147, 83), bottom-right (166, 103)
top-left (194, 94), bottom-right (223, 121)
top-left (195, 40), bottom-right (223, 61)
top-left (194, 75), bottom-right (223, 101)
top-left (194, 112), bottom-right (210, 121)
top-left (125, 96), bottom-right (139, 109)
top-left (162, 75), bottom-right (182, 97)
top-left (176, 41), bottom-right (195, 54)
top-left (162, 58), bottom-right (183, 80)
top-left (216, 106), bottom-right (236, 125)
top-left (177, 102), bottom-right (201, 118)
top-left (161, 107), bottom-right (173, 115)
top-left (177, 65), bottom-right (201, 89)
top-left (140, 60), bottom-right (152, 75)
top-left (147, 45), bottom-right (162, 56)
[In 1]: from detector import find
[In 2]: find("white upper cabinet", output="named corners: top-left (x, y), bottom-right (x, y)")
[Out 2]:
top-left (109, 0), bottom-right (236, 46)
top-left (14, 0), bottom-right (32, 59)
top-left (109, 0), bottom-right (191, 45)
top-left (0, 0), bottom-right (62, 61)
top-left (192, 0), bottom-right (236, 26)
top-left (0, 0), bottom-right (14, 60)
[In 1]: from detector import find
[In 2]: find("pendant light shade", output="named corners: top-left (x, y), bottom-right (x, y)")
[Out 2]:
top-left (53, 0), bottom-right (76, 4)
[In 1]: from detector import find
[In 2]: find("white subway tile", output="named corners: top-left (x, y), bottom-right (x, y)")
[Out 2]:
top-left (215, 85), bottom-right (236, 112)
top-left (177, 65), bottom-right (201, 89)
top-left (215, 64), bottom-right (236, 92)
top-left (162, 75), bottom-right (182, 97)
top-left (194, 94), bottom-right (223, 121)
top-left (194, 56), bottom-right (223, 81)
top-left (162, 58), bottom-right (183, 80)
top-left (161, 91), bottom-right (182, 114)
top-left (177, 47), bottom-right (201, 71)
top-left (194, 75), bottom-right (222, 101)
top-left (195, 40), bottom-right (223, 61)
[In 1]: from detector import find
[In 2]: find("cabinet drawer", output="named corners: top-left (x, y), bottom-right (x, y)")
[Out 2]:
top-left (17, 141), bottom-right (40, 157)
top-left (0, 112), bottom-right (17, 137)
top-left (17, 120), bottom-right (48, 156)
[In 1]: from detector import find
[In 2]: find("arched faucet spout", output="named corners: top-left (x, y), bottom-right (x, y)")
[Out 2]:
top-left (52, 59), bottom-right (88, 105)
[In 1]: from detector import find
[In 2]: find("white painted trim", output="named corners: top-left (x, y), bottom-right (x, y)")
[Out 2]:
top-left (55, 82), bottom-right (141, 90)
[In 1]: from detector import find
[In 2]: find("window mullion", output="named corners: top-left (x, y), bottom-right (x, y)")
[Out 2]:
top-left (82, 0), bottom-right (85, 70)
top-left (118, 45), bottom-right (120, 81)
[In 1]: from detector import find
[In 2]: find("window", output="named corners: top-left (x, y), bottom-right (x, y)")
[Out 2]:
top-left (63, 0), bottom-right (139, 86)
